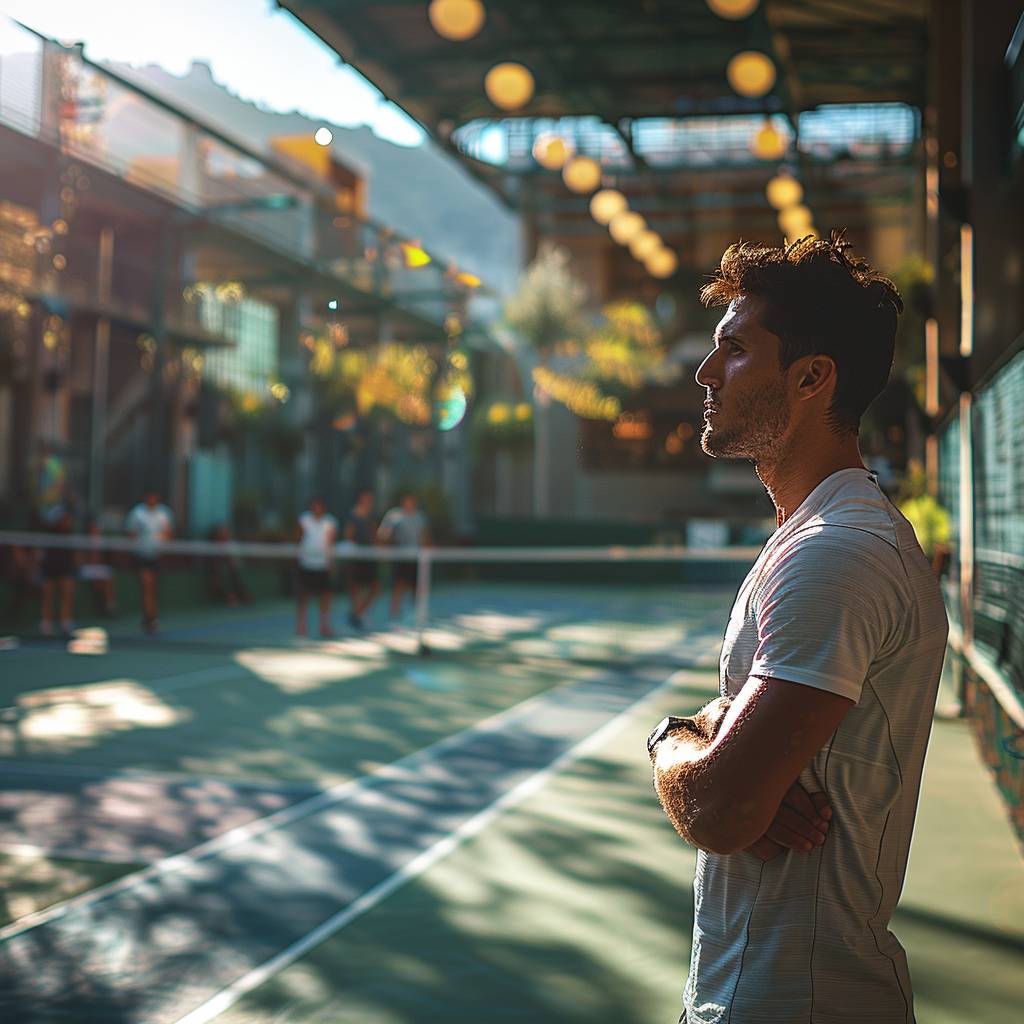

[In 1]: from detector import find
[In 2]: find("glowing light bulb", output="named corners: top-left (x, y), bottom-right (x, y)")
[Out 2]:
top-left (314, 127), bottom-right (333, 146)
top-left (629, 230), bottom-right (662, 260)
top-left (608, 210), bottom-right (645, 245)
top-left (707, 0), bottom-right (759, 19)
top-left (533, 134), bottom-right (572, 169)
top-left (428, 0), bottom-right (485, 41)
top-left (562, 156), bottom-right (603, 194)
top-left (485, 62), bottom-right (534, 111)
top-left (589, 189), bottom-right (627, 224)
top-left (751, 121), bottom-right (786, 160)
top-left (727, 51), bottom-right (776, 98)
top-left (646, 248), bottom-right (678, 279)
top-left (766, 174), bottom-right (803, 209)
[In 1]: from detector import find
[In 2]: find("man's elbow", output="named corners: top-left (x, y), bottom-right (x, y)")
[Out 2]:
top-left (660, 789), bottom-right (769, 855)
top-left (686, 808), bottom-right (765, 856)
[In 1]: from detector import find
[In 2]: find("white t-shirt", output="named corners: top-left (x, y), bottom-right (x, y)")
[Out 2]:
top-left (298, 511), bottom-right (337, 570)
top-left (125, 503), bottom-right (173, 558)
top-left (685, 469), bottom-right (948, 1024)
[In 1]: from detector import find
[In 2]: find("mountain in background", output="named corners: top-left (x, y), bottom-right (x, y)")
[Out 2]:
top-left (108, 60), bottom-right (523, 297)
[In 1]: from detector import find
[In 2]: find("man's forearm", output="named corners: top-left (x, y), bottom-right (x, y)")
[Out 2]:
top-left (650, 697), bottom-right (732, 848)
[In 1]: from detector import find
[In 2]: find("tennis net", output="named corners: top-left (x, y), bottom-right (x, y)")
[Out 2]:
top-left (0, 531), bottom-right (759, 663)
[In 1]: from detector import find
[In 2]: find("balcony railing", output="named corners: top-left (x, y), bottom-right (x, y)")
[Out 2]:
top-left (0, 17), bottom-right (478, 332)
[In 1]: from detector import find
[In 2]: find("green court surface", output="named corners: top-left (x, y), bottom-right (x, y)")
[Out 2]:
top-left (1, 585), bottom-right (1021, 1023)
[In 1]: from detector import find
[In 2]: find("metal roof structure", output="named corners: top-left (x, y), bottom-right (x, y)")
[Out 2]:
top-left (278, 0), bottom-right (928, 262)
top-left (279, 0), bottom-right (927, 151)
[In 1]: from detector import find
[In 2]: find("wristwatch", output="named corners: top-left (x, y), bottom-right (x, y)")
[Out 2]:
top-left (646, 715), bottom-right (700, 755)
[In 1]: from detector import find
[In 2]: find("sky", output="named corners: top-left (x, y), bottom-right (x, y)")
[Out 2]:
top-left (0, 0), bottom-right (426, 146)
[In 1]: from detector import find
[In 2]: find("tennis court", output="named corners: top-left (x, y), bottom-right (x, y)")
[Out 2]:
top-left (1, 570), bottom-right (1022, 1024)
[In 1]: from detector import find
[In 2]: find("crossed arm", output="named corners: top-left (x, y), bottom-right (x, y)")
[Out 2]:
top-left (650, 677), bottom-right (853, 857)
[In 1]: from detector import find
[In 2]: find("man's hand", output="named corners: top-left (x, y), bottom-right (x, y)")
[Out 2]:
top-left (745, 782), bottom-right (832, 861)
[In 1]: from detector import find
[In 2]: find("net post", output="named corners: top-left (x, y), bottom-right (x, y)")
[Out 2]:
top-left (415, 549), bottom-right (432, 655)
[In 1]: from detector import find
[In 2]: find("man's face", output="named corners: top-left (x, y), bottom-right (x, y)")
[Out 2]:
top-left (695, 295), bottom-right (793, 464)
top-left (358, 492), bottom-right (373, 513)
top-left (311, 499), bottom-right (325, 517)
top-left (145, 492), bottom-right (158, 508)
top-left (401, 495), bottom-right (416, 513)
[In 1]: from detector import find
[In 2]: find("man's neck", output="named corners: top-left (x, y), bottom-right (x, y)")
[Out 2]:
top-left (756, 434), bottom-right (866, 527)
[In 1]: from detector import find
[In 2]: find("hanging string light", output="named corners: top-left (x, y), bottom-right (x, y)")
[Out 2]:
top-left (629, 230), bottom-right (662, 261)
top-left (562, 156), bottom-right (603, 194)
top-left (608, 210), bottom-right (645, 245)
top-left (726, 51), bottom-right (776, 98)
top-left (533, 133), bottom-right (572, 169)
top-left (589, 189), bottom-right (628, 224)
top-left (428, 0), bottom-right (485, 41)
top-left (485, 62), bottom-right (534, 110)
top-left (778, 205), bottom-right (814, 238)
top-left (706, 0), bottom-right (759, 18)
top-left (766, 173), bottom-right (803, 209)
top-left (646, 248), bottom-right (679, 279)
top-left (750, 120), bottom-right (786, 160)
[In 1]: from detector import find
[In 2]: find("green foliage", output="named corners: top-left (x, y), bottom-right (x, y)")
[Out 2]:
top-left (888, 254), bottom-right (934, 397)
top-left (504, 243), bottom-right (589, 356)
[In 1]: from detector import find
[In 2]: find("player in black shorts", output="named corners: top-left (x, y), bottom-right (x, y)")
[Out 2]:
top-left (39, 504), bottom-right (77, 635)
top-left (344, 489), bottom-right (379, 630)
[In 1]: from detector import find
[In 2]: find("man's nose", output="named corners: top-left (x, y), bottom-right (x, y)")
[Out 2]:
top-left (695, 350), bottom-right (722, 389)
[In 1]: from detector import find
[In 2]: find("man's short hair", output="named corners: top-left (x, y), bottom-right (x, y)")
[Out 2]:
top-left (700, 232), bottom-right (903, 434)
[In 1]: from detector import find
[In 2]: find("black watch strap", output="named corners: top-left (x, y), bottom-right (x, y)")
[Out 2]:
top-left (647, 715), bottom-right (696, 754)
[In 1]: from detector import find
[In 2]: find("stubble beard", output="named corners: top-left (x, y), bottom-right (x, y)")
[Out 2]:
top-left (700, 378), bottom-right (791, 465)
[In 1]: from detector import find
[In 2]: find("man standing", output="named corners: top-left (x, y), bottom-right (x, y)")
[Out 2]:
top-left (378, 491), bottom-right (429, 621)
top-left (295, 496), bottom-right (337, 638)
top-left (344, 489), bottom-right (379, 630)
top-left (648, 235), bottom-right (948, 1023)
top-left (125, 489), bottom-right (173, 634)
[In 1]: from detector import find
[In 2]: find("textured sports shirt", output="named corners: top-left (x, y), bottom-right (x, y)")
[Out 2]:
top-left (684, 469), bottom-right (948, 1024)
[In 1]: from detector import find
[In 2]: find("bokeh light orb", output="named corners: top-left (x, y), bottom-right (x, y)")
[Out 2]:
top-left (533, 133), bottom-right (572, 169)
top-left (562, 156), bottom-right (603, 194)
top-left (608, 210), bottom-right (645, 245)
top-left (629, 230), bottom-right (662, 260)
top-left (727, 51), bottom-right (776, 98)
top-left (706, 0), bottom-right (759, 19)
top-left (435, 386), bottom-right (468, 431)
top-left (646, 248), bottom-right (679, 279)
top-left (589, 189), bottom-right (627, 224)
top-left (428, 0), bottom-right (485, 41)
top-left (485, 62), bottom-right (534, 110)
top-left (778, 204), bottom-right (814, 238)
top-left (766, 174), bottom-right (803, 209)
top-left (751, 122), bottom-right (786, 160)
top-left (314, 126), bottom-right (333, 146)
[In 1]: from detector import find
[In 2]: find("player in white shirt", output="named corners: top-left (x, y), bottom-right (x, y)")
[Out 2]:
top-left (125, 490), bottom-right (173, 634)
top-left (648, 235), bottom-right (947, 1024)
top-left (295, 496), bottom-right (338, 638)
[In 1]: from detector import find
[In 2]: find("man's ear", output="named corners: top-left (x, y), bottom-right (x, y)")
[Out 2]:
top-left (795, 354), bottom-right (836, 401)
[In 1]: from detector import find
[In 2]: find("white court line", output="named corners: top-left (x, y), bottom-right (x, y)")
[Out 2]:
top-left (172, 667), bottom-right (693, 1024)
top-left (0, 664), bottom-right (680, 943)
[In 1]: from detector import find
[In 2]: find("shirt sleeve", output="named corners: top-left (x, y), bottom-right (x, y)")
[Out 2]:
top-left (749, 528), bottom-right (899, 704)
